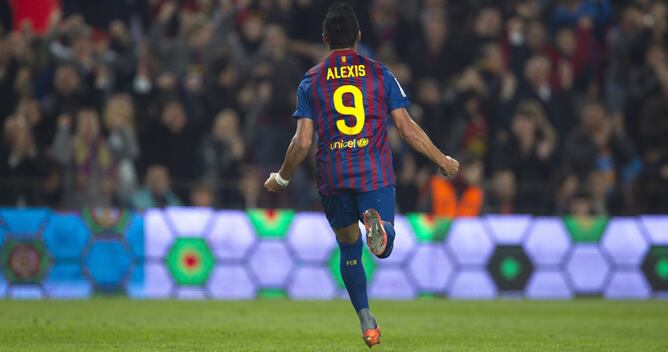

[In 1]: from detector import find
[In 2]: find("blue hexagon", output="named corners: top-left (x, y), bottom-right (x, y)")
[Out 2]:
top-left (0, 272), bottom-right (6, 297)
top-left (0, 209), bottom-right (50, 238)
top-left (126, 214), bottom-right (144, 259)
top-left (0, 225), bottom-right (5, 252)
top-left (43, 214), bottom-right (90, 260)
top-left (43, 262), bottom-right (92, 298)
top-left (85, 240), bottom-right (132, 288)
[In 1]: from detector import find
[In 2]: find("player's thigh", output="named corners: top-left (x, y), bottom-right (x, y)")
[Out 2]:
top-left (320, 192), bottom-right (360, 243)
top-left (355, 186), bottom-right (396, 224)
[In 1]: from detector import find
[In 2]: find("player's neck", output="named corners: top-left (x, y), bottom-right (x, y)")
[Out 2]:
top-left (330, 47), bottom-right (356, 54)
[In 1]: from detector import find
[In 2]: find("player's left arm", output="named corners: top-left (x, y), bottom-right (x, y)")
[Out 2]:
top-left (264, 118), bottom-right (314, 192)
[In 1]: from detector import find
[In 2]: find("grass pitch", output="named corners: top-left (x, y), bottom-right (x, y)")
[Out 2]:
top-left (0, 299), bottom-right (666, 351)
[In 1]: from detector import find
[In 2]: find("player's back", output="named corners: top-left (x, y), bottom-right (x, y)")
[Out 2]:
top-left (293, 49), bottom-right (410, 195)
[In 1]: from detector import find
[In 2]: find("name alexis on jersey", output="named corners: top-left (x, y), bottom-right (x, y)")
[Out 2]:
top-left (327, 65), bottom-right (366, 80)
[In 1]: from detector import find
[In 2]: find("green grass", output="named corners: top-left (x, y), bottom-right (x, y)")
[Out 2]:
top-left (0, 299), bottom-right (667, 351)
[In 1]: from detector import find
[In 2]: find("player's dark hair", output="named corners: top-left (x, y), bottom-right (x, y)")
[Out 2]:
top-left (322, 2), bottom-right (359, 49)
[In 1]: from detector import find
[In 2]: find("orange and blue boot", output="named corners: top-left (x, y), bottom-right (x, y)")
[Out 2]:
top-left (362, 326), bottom-right (381, 348)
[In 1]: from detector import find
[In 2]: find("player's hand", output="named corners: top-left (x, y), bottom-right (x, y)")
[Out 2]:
top-left (439, 156), bottom-right (459, 178)
top-left (264, 173), bottom-right (288, 193)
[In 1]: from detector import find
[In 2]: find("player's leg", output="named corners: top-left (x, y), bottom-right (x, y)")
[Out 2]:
top-left (357, 186), bottom-right (396, 259)
top-left (320, 192), bottom-right (380, 347)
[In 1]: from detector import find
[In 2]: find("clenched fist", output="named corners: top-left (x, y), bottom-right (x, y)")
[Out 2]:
top-left (439, 156), bottom-right (460, 178)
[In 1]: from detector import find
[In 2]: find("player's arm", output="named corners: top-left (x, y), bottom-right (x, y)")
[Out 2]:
top-left (264, 118), bottom-right (314, 192)
top-left (391, 107), bottom-right (459, 177)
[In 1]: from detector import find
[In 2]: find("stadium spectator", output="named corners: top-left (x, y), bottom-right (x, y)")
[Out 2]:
top-left (103, 94), bottom-right (139, 205)
top-left (200, 109), bottom-right (245, 208)
top-left (491, 101), bottom-right (557, 214)
top-left (131, 164), bottom-right (181, 209)
top-left (52, 108), bottom-right (118, 208)
top-left (427, 153), bottom-right (484, 217)
top-left (189, 181), bottom-right (216, 207)
top-left (0, 114), bottom-right (47, 205)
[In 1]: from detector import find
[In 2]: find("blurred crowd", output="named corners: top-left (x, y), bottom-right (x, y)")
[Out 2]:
top-left (0, 0), bottom-right (667, 215)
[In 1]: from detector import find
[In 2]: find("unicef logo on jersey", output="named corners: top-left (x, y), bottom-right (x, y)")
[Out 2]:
top-left (330, 137), bottom-right (370, 151)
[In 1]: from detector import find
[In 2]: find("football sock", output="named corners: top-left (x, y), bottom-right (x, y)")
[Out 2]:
top-left (339, 235), bottom-right (369, 313)
top-left (357, 308), bottom-right (377, 331)
top-left (377, 221), bottom-right (396, 259)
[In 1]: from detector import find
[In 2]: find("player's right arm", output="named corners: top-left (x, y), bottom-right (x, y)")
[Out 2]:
top-left (391, 107), bottom-right (459, 177)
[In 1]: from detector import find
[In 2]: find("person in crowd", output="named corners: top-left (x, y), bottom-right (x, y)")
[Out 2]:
top-left (427, 152), bottom-right (483, 217)
top-left (200, 109), bottom-right (245, 208)
top-left (52, 107), bottom-right (118, 208)
top-left (491, 101), bottom-right (557, 214)
top-left (103, 94), bottom-right (139, 205)
top-left (131, 164), bottom-right (181, 209)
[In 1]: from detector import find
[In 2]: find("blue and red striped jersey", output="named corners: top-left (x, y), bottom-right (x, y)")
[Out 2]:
top-left (293, 49), bottom-right (410, 195)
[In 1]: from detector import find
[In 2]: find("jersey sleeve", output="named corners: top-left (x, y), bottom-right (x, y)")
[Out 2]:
top-left (382, 66), bottom-right (410, 111)
top-left (293, 76), bottom-right (313, 119)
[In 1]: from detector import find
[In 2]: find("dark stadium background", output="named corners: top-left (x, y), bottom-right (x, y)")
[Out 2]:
top-left (0, 0), bottom-right (666, 215)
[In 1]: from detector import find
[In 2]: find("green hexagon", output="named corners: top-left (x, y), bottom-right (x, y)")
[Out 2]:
top-left (405, 213), bottom-right (452, 242)
top-left (563, 216), bottom-right (608, 243)
top-left (166, 238), bottom-right (215, 286)
top-left (657, 258), bottom-right (668, 281)
top-left (328, 247), bottom-right (376, 289)
top-left (2, 239), bottom-right (49, 284)
top-left (247, 209), bottom-right (295, 239)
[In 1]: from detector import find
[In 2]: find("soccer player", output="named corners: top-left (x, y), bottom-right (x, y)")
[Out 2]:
top-left (264, 3), bottom-right (459, 348)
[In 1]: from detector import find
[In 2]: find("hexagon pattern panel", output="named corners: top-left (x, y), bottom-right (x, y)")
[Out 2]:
top-left (1, 208), bottom-right (667, 299)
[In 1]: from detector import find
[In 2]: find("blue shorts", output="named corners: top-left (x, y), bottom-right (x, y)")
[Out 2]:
top-left (319, 186), bottom-right (395, 229)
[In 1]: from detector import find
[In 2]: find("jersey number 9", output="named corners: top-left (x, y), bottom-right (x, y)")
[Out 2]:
top-left (333, 85), bottom-right (365, 136)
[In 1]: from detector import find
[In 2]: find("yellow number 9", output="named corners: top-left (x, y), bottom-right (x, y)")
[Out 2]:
top-left (333, 85), bottom-right (365, 136)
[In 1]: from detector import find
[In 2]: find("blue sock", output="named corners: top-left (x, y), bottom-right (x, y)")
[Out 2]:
top-left (378, 221), bottom-right (396, 259)
top-left (339, 235), bottom-right (368, 312)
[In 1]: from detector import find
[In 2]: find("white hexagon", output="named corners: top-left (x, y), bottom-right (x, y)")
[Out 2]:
top-left (369, 268), bottom-right (416, 299)
top-left (566, 245), bottom-right (611, 293)
top-left (249, 241), bottom-right (294, 288)
top-left (129, 262), bottom-right (173, 298)
top-left (145, 209), bottom-right (175, 259)
top-left (604, 271), bottom-right (651, 299)
top-left (484, 215), bottom-right (532, 244)
top-left (525, 271), bottom-right (573, 299)
top-left (175, 287), bottom-right (207, 299)
top-left (524, 218), bottom-right (571, 267)
top-left (639, 216), bottom-right (668, 244)
top-left (379, 216), bottom-right (417, 265)
top-left (288, 266), bottom-right (337, 299)
top-left (208, 265), bottom-right (256, 299)
top-left (449, 270), bottom-right (497, 299)
top-left (286, 213), bottom-right (336, 263)
top-left (445, 218), bottom-right (493, 266)
top-left (208, 211), bottom-right (256, 261)
top-left (407, 244), bottom-right (453, 293)
top-left (8, 285), bottom-right (43, 299)
top-left (165, 207), bottom-right (215, 236)
top-left (601, 218), bottom-right (649, 267)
